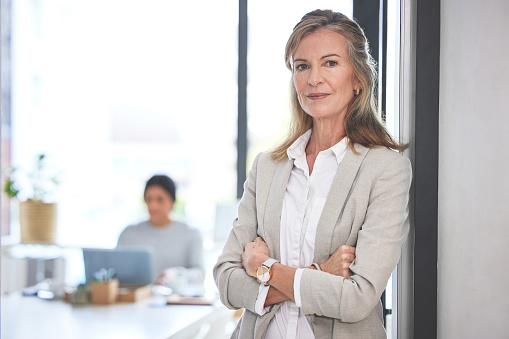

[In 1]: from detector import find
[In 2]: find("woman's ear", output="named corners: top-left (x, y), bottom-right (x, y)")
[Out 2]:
top-left (353, 76), bottom-right (362, 91)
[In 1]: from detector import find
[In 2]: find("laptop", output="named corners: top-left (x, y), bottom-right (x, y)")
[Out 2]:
top-left (82, 247), bottom-right (155, 286)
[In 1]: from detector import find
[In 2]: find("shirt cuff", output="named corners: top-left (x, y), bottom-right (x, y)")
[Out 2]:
top-left (294, 268), bottom-right (305, 307)
top-left (254, 283), bottom-right (271, 315)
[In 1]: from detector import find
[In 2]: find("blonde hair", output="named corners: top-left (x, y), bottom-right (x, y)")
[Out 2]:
top-left (270, 9), bottom-right (407, 161)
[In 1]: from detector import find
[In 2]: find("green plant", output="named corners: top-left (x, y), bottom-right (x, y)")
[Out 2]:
top-left (3, 154), bottom-right (59, 202)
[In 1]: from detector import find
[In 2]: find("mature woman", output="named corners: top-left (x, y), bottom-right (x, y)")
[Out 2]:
top-left (117, 174), bottom-right (205, 290)
top-left (213, 9), bottom-right (412, 338)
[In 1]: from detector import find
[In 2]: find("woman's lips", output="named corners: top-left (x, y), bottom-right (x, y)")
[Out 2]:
top-left (307, 93), bottom-right (329, 100)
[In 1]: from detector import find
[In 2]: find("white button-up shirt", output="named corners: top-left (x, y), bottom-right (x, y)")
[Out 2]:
top-left (255, 129), bottom-right (348, 339)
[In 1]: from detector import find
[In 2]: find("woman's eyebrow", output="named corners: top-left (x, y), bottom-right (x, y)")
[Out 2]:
top-left (293, 53), bottom-right (342, 63)
top-left (293, 58), bottom-right (307, 63)
top-left (321, 53), bottom-right (341, 59)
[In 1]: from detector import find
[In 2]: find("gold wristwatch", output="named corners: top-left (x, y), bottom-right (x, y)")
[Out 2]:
top-left (256, 258), bottom-right (279, 285)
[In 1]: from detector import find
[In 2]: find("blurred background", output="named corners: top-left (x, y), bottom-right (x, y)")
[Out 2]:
top-left (1, 0), bottom-right (358, 288)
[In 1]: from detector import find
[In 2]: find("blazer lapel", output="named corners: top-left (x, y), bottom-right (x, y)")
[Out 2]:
top-left (263, 158), bottom-right (293, 261)
top-left (313, 144), bottom-right (370, 263)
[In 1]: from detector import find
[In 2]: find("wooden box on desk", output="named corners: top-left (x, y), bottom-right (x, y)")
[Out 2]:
top-left (117, 285), bottom-right (152, 302)
top-left (91, 279), bottom-right (118, 304)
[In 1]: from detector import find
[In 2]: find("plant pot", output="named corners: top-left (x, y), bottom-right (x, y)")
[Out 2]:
top-left (19, 199), bottom-right (57, 244)
top-left (91, 280), bottom-right (119, 305)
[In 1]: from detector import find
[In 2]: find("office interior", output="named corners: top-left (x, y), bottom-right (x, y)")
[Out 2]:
top-left (1, 0), bottom-right (509, 338)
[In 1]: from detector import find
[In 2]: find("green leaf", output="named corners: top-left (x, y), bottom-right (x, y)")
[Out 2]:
top-left (4, 179), bottom-right (19, 199)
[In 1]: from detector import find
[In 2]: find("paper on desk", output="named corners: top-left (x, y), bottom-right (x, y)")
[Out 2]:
top-left (166, 294), bottom-right (217, 305)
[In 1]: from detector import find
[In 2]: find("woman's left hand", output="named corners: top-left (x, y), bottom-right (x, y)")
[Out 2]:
top-left (320, 245), bottom-right (356, 278)
top-left (242, 237), bottom-right (270, 277)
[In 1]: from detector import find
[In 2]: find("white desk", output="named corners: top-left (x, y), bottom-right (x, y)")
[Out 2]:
top-left (1, 292), bottom-right (235, 339)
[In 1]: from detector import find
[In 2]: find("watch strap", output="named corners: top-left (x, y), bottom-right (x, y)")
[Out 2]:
top-left (256, 258), bottom-right (279, 285)
top-left (262, 258), bottom-right (279, 268)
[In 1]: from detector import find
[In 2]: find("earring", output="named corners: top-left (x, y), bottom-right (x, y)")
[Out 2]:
top-left (355, 89), bottom-right (361, 96)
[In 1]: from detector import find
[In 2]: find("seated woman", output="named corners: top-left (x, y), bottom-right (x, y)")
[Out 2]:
top-left (117, 174), bottom-right (205, 292)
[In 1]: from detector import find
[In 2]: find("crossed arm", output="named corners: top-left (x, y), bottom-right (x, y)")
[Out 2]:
top-left (215, 150), bottom-right (411, 322)
top-left (241, 237), bottom-right (356, 307)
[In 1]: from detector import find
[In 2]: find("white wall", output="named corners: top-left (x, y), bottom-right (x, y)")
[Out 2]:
top-left (439, 0), bottom-right (509, 337)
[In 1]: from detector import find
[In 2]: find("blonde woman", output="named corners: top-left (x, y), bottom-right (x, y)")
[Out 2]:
top-left (214, 9), bottom-right (411, 338)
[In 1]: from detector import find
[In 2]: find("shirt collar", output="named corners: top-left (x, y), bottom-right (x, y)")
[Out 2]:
top-left (287, 129), bottom-right (312, 160)
top-left (287, 129), bottom-right (348, 165)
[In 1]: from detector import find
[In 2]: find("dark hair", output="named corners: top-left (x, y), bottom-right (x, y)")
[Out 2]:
top-left (144, 175), bottom-right (176, 202)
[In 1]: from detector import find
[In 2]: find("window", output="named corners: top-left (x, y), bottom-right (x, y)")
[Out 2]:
top-left (7, 0), bottom-right (238, 249)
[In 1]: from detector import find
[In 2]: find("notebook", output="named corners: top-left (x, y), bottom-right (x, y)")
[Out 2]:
top-left (82, 247), bottom-right (155, 286)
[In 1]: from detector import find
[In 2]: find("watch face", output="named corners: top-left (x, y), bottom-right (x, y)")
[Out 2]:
top-left (256, 265), bottom-right (270, 283)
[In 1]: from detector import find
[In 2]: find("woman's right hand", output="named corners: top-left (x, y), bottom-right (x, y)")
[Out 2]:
top-left (241, 237), bottom-right (270, 277)
top-left (320, 245), bottom-right (356, 278)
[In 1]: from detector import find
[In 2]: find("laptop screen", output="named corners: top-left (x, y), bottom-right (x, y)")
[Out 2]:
top-left (82, 247), bottom-right (155, 286)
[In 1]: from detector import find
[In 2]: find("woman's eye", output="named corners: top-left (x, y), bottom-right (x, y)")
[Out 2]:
top-left (295, 64), bottom-right (309, 71)
top-left (325, 60), bottom-right (338, 67)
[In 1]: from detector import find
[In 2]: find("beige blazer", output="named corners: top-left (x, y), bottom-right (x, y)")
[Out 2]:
top-left (213, 144), bottom-right (412, 339)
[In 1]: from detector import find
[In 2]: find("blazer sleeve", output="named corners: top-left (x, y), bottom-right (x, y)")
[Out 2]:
top-left (299, 152), bottom-right (412, 323)
top-left (213, 153), bottom-right (264, 313)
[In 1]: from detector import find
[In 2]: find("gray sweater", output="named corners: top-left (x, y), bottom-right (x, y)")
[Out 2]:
top-left (117, 220), bottom-right (205, 284)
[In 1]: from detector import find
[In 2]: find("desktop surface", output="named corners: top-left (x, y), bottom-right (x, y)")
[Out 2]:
top-left (1, 292), bottom-right (232, 339)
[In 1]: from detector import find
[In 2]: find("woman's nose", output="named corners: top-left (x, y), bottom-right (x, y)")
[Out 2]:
top-left (308, 68), bottom-right (324, 86)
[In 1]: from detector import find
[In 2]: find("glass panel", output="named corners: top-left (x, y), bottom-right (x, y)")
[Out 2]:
top-left (386, 0), bottom-right (401, 140)
top-left (247, 1), bottom-right (353, 166)
top-left (9, 0), bottom-right (238, 249)
top-left (386, 0), bottom-right (402, 337)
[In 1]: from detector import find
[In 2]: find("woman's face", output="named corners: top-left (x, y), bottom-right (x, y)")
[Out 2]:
top-left (144, 186), bottom-right (174, 225)
top-left (292, 29), bottom-right (360, 123)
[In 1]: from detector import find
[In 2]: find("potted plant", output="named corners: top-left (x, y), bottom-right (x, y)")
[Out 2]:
top-left (3, 154), bottom-right (59, 244)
